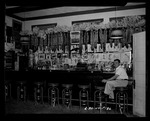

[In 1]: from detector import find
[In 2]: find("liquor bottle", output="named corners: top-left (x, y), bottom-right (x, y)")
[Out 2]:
top-left (29, 49), bottom-right (34, 68)
top-left (44, 46), bottom-right (49, 53)
top-left (34, 50), bottom-right (38, 66)
top-left (15, 53), bottom-right (19, 71)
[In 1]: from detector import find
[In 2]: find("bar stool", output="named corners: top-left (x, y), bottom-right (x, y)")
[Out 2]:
top-left (5, 80), bottom-right (11, 101)
top-left (115, 87), bottom-right (128, 114)
top-left (94, 86), bottom-right (107, 113)
top-left (17, 81), bottom-right (26, 102)
top-left (34, 82), bottom-right (43, 104)
top-left (48, 83), bottom-right (59, 107)
top-left (62, 84), bottom-right (73, 108)
top-left (78, 84), bottom-right (90, 109)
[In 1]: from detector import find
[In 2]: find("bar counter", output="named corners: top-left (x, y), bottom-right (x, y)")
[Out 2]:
top-left (4, 70), bottom-right (115, 83)
top-left (4, 70), bottom-right (115, 103)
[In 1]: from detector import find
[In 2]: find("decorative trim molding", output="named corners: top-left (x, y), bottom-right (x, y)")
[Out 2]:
top-left (7, 4), bottom-right (145, 21)
top-left (109, 15), bottom-right (145, 21)
top-left (31, 23), bottom-right (57, 30)
top-left (72, 18), bottom-right (104, 25)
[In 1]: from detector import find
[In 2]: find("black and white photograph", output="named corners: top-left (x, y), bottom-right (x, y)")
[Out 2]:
top-left (4, 2), bottom-right (147, 119)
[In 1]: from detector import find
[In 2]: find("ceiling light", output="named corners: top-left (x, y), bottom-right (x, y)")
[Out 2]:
top-left (110, 6), bottom-right (123, 39)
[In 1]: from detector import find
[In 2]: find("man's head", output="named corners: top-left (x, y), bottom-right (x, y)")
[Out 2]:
top-left (114, 59), bottom-right (120, 68)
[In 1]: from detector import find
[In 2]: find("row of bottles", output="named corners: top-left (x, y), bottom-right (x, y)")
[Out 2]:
top-left (28, 41), bottom-right (132, 71)
top-left (82, 43), bottom-right (132, 53)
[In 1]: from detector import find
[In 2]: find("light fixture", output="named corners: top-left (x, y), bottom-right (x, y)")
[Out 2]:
top-left (110, 29), bottom-right (123, 39)
top-left (20, 35), bottom-right (29, 44)
top-left (110, 6), bottom-right (123, 39)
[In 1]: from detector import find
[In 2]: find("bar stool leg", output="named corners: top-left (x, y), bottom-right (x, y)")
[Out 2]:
top-left (17, 83), bottom-right (26, 102)
top-left (48, 87), bottom-right (53, 105)
top-left (94, 90), bottom-right (104, 114)
top-left (48, 88), bottom-right (50, 104)
top-left (105, 95), bottom-right (108, 114)
top-left (48, 87), bottom-right (59, 107)
top-left (5, 84), bottom-right (11, 101)
top-left (17, 86), bottom-right (20, 102)
top-left (94, 91), bottom-right (96, 112)
top-left (62, 89), bottom-right (65, 106)
top-left (9, 84), bottom-right (12, 99)
top-left (79, 91), bottom-right (81, 109)
top-left (119, 93), bottom-right (123, 114)
top-left (34, 86), bottom-right (43, 104)
top-left (70, 90), bottom-right (72, 107)
top-left (99, 91), bottom-right (102, 114)
top-left (51, 88), bottom-right (56, 107)
top-left (56, 88), bottom-right (59, 105)
top-left (5, 85), bottom-right (7, 101)
top-left (41, 87), bottom-right (43, 104)
top-left (116, 90), bottom-right (128, 114)
top-left (48, 87), bottom-right (53, 106)
top-left (123, 92), bottom-right (128, 114)
top-left (116, 92), bottom-right (119, 113)
top-left (34, 88), bottom-right (37, 105)
top-left (62, 88), bottom-right (72, 108)
top-left (5, 85), bottom-right (8, 101)
top-left (24, 86), bottom-right (26, 102)
top-left (80, 89), bottom-right (89, 109)
top-left (86, 90), bottom-right (89, 109)
top-left (68, 90), bottom-right (72, 108)
top-left (126, 93), bottom-right (128, 113)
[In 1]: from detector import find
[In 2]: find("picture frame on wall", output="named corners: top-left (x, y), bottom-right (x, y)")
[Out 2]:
top-left (13, 20), bottom-right (22, 32)
top-left (38, 53), bottom-right (45, 60)
top-left (120, 51), bottom-right (131, 64)
top-left (12, 20), bottom-right (22, 49)
top-left (72, 18), bottom-right (104, 25)
top-left (109, 15), bottom-right (145, 22)
top-left (6, 26), bottom-right (13, 43)
top-left (31, 23), bottom-right (57, 31)
top-left (45, 53), bottom-right (51, 61)
top-left (62, 53), bottom-right (68, 58)
top-left (70, 31), bottom-right (80, 44)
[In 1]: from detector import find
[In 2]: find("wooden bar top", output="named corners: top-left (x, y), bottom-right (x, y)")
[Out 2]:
top-left (4, 70), bottom-right (115, 83)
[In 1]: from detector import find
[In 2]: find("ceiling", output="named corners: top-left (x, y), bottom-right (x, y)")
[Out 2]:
top-left (6, 6), bottom-right (63, 20)
top-left (5, 2), bottom-right (145, 21)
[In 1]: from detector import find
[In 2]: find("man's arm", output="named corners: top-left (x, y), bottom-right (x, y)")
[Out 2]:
top-left (102, 74), bottom-right (119, 83)
top-left (107, 74), bottom-right (119, 81)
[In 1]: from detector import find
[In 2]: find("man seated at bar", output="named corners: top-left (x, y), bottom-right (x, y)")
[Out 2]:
top-left (102, 59), bottom-right (128, 99)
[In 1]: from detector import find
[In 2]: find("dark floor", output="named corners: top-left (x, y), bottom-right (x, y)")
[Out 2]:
top-left (5, 98), bottom-right (136, 117)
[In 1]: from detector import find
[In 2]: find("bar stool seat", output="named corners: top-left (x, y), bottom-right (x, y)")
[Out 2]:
top-left (48, 83), bottom-right (59, 107)
top-left (78, 85), bottom-right (89, 89)
top-left (17, 81), bottom-right (26, 84)
top-left (34, 81), bottom-right (44, 104)
top-left (62, 84), bottom-right (73, 88)
top-left (95, 86), bottom-right (105, 90)
top-left (78, 84), bottom-right (90, 109)
top-left (34, 82), bottom-right (43, 86)
top-left (48, 83), bottom-right (59, 87)
top-left (115, 87), bottom-right (128, 91)
top-left (62, 84), bottom-right (73, 108)
top-left (17, 81), bottom-right (26, 102)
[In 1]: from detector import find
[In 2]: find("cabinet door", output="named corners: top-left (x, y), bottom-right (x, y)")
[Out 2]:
top-left (133, 31), bottom-right (146, 117)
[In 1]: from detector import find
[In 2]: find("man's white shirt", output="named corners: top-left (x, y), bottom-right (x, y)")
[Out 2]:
top-left (115, 65), bottom-right (128, 80)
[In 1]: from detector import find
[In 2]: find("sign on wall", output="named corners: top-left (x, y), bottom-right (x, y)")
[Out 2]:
top-left (70, 31), bottom-right (80, 44)
top-left (31, 23), bottom-right (57, 31)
